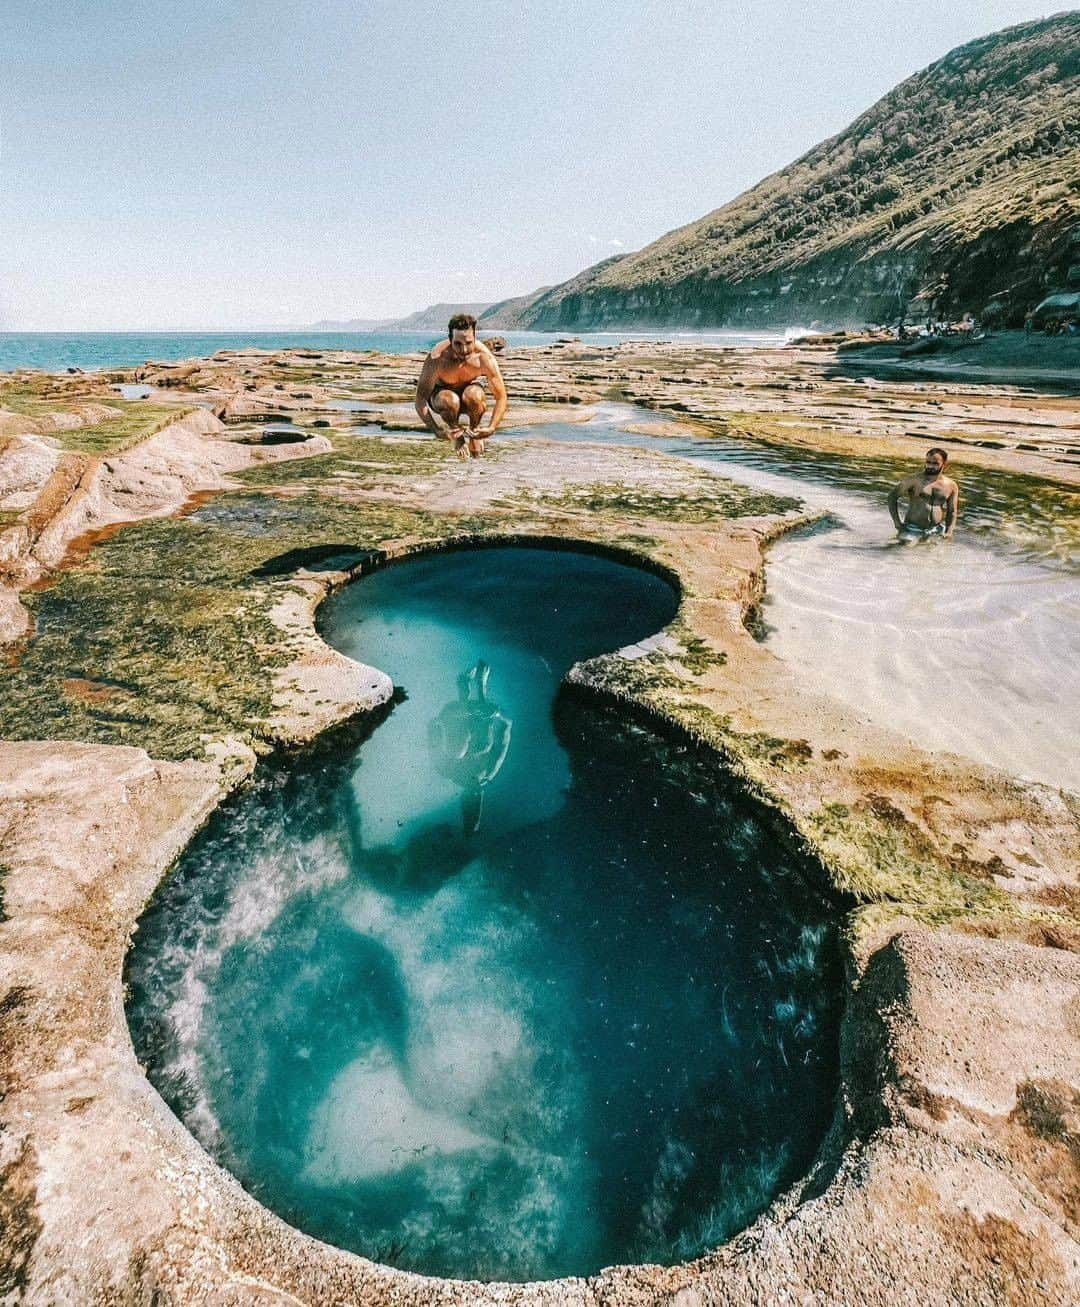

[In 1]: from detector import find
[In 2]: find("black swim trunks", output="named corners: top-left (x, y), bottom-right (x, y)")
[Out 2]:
top-left (431, 376), bottom-right (486, 400)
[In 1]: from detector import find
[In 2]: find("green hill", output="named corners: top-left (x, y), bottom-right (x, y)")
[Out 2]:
top-left (502, 13), bottom-right (1080, 331)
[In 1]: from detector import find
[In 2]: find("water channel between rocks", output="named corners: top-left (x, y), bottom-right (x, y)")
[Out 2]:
top-left (494, 406), bottom-right (1080, 794)
top-left (127, 546), bottom-right (841, 1283)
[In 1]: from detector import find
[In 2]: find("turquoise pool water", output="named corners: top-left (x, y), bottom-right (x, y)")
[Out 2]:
top-left (126, 546), bottom-right (840, 1282)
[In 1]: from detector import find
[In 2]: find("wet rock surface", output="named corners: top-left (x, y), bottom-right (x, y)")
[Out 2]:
top-left (0, 341), bottom-right (1078, 1303)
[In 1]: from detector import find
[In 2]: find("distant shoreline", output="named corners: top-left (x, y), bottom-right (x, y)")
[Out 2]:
top-left (832, 328), bottom-right (1080, 390)
top-left (0, 327), bottom-right (791, 374)
top-left (3, 328), bottom-right (1075, 394)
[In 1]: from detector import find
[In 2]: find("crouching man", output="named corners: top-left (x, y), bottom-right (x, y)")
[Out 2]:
top-left (415, 313), bottom-right (508, 459)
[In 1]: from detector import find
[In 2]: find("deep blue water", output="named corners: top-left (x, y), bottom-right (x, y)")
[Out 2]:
top-left (0, 329), bottom-right (787, 373)
top-left (126, 547), bottom-right (839, 1282)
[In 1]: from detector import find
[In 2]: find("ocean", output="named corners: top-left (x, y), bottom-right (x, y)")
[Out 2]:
top-left (0, 329), bottom-right (788, 373)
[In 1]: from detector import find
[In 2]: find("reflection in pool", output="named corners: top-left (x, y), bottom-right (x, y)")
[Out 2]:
top-left (110, 382), bottom-right (155, 400)
top-left (428, 660), bottom-right (512, 834)
top-left (127, 547), bottom-right (840, 1282)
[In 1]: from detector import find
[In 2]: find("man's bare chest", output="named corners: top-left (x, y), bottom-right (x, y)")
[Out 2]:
top-left (910, 479), bottom-right (948, 506)
top-left (435, 353), bottom-right (484, 385)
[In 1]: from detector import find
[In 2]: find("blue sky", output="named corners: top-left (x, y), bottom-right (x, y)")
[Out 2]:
top-left (0, 1), bottom-right (1064, 329)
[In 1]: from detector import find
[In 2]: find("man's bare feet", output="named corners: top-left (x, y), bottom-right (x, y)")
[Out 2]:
top-left (468, 437), bottom-right (486, 457)
top-left (453, 433), bottom-right (470, 460)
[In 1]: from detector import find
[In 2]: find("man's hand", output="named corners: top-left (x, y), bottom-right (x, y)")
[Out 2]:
top-left (472, 425), bottom-right (496, 439)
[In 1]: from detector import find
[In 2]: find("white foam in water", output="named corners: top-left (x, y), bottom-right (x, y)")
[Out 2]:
top-left (340, 871), bottom-right (564, 1127)
top-left (638, 1138), bottom-right (696, 1245)
top-left (154, 830), bottom-right (353, 1150)
top-left (215, 831), bottom-right (352, 949)
top-left (670, 1144), bottom-right (790, 1261)
top-left (166, 960), bottom-right (223, 1149)
top-left (319, 864), bottom-right (595, 1270)
top-left (391, 1149), bottom-right (588, 1280)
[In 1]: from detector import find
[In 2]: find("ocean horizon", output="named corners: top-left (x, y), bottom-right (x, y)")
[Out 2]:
top-left (0, 328), bottom-right (791, 374)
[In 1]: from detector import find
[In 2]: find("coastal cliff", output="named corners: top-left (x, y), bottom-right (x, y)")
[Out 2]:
top-left (489, 14), bottom-right (1080, 331)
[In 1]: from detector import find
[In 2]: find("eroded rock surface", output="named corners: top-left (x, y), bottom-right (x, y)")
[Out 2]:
top-left (0, 341), bottom-right (1078, 1303)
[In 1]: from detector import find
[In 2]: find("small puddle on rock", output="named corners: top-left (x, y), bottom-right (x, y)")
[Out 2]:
top-left (126, 545), bottom-right (840, 1282)
top-left (236, 424), bottom-right (313, 445)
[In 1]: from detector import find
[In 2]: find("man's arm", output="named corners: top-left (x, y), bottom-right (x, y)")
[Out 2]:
top-left (474, 350), bottom-right (508, 437)
top-left (887, 478), bottom-right (908, 530)
top-left (415, 353), bottom-right (453, 435)
top-left (943, 481), bottom-right (959, 537)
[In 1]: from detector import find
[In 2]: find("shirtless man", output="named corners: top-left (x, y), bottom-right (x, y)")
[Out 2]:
top-left (888, 447), bottom-right (959, 540)
top-left (414, 313), bottom-right (508, 459)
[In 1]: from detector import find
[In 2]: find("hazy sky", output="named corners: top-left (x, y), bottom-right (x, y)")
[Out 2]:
top-left (0, 1), bottom-right (1064, 329)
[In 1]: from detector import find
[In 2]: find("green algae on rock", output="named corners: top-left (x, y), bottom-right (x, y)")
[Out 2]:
top-left (497, 476), bottom-right (801, 523)
top-left (1, 494), bottom-right (482, 760)
top-left (0, 425), bottom-right (795, 763)
top-left (0, 378), bottom-right (196, 456)
top-left (234, 429), bottom-right (452, 486)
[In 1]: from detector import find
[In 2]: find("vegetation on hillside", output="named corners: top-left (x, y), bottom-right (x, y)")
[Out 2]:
top-left (509, 14), bottom-right (1080, 328)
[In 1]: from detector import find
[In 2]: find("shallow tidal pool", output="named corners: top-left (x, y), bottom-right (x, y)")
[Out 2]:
top-left (497, 408), bottom-right (1080, 792)
top-left (127, 546), bottom-right (840, 1282)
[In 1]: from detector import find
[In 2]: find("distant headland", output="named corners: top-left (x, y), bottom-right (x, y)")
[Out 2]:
top-left (300, 13), bottom-right (1079, 339)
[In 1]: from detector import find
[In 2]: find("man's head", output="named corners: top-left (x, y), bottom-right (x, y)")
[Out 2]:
top-left (924, 447), bottom-right (949, 476)
top-left (448, 313), bottom-right (478, 359)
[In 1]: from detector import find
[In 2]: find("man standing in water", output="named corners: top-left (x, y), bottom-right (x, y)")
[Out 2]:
top-left (888, 447), bottom-right (959, 540)
top-left (415, 313), bottom-right (508, 458)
